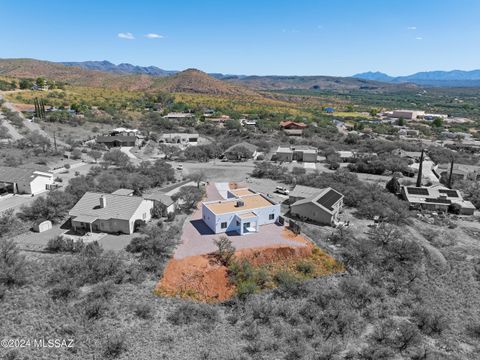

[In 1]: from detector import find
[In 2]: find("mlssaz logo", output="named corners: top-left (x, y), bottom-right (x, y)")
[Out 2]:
top-left (34, 339), bottom-right (74, 348)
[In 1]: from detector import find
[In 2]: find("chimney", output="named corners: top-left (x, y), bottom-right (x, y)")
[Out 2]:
top-left (416, 149), bottom-right (425, 188)
top-left (100, 195), bottom-right (107, 208)
top-left (235, 200), bottom-right (245, 207)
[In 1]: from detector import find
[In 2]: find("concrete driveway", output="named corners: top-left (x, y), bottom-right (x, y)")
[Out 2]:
top-left (173, 184), bottom-right (307, 259)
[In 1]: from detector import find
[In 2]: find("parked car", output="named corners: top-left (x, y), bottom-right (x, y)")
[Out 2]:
top-left (176, 164), bottom-right (183, 170)
top-left (275, 186), bottom-right (289, 195)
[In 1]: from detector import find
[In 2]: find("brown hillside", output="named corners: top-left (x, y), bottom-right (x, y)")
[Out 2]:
top-left (153, 68), bottom-right (258, 96)
top-left (0, 59), bottom-right (258, 96)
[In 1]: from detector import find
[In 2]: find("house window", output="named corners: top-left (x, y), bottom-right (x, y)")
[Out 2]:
top-left (236, 221), bottom-right (240, 226)
top-left (269, 213), bottom-right (275, 220)
top-left (221, 222), bottom-right (227, 229)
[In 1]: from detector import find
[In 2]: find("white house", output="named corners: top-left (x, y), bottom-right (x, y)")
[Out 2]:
top-left (0, 166), bottom-right (54, 195)
top-left (69, 192), bottom-right (154, 234)
top-left (201, 188), bottom-right (280, 235)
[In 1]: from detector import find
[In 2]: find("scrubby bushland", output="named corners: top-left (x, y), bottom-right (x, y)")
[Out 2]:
top-left (64, 159), bottom-right (175, 201)
top-left (126, 223), bottom-right (180, 273)
top-left (0, 238), bottom-right (28, 287)
top-left (48, 243), bottom-right (145, 296)
top-left (167, 302), bottom-right (219, 326)
top-left (17, 190), bottom-right (76, 224)
top-left (46, 236), bottom-right (86, 253)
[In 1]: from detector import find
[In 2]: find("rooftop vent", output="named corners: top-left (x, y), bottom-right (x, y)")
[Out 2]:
top-left (235, 200), bottom-right (245, 207)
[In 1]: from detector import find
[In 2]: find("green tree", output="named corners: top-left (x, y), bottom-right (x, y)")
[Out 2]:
top-left (35, 77), bottom-right (46, 88)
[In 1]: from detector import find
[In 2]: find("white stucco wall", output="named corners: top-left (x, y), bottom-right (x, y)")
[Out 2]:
top-left (29, 174), bottom-right (54, 195)
top-left (129, 199), bottom-right (154, 233)
top-left (203, 203), bottom-right (281, 234)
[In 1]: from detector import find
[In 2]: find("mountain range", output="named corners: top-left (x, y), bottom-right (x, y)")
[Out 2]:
top-left (61, 60), bottom-right (177, 77)
top-left (63, 60), bottom-right (480, 88)
top-left (0, 58), bottom-right (409, 95)
top-left (353, 70), bottom-right (480, 87)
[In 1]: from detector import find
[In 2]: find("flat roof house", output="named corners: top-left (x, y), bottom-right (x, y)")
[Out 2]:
top-left (162, 112), bottom-right (195, 120)
top-left (0, 166), bottom-right (54, 195)
top-left (436, 163), bottom-right (480, 182)
top-left (201, 188), bottom-right (280, 235)
top-left (275, 145), bottom-right (318, 162)
top-left (159, 133), bottom-right (199, 145)
top-left (391, 110), bottom-right (425, 120)
top-left (290, 187), bottom-right (344, 226)
top-left (69, 192), bottom-right (154, 234)
top-left (400, 185), bottom-right (475, 215)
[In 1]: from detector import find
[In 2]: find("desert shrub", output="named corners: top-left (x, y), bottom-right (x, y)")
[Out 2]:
top-left (0, 209), bottom-right (20, 239)
top-left (167, 302), bottom-right (219, 325)
top-left (274, 270), bottom-right (299, 287)
top-left (126, 224), bottom-right (179, 273)
top-left (296, 260), bottom-right (314, 275)
top-left (103, 334), bottom-right (127, 358)
top-left (3, 349), bottom-right (21, 360)
top-left (213, 235), bottom-right (236, 266)
top-left (236, 280), bottom-right (259, 299)
top-left (49, 281), bottom-right (79, 300)
top-left (339, 276), bottom-right (376, 310)
top-left (413, 307), bottom-right (449, 335)
top-left (370, 319), bottom-right (421, 353)
top-left (87, 281), bottom-right (116, 301)
top-left (133, 302), bottom-right (154, 320)
top-left (0, 284), bottom-right (6, 301)
top-left (46, 236), bottom-right (85, 253)
top-left (0, 238), bottom-right (28, 287)
top-left (84, 298), bottom-right (108, 320)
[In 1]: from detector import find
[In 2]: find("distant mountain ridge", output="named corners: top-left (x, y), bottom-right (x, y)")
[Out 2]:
top-left (354, 69), bottom-right (480, 87)
top-left (61, 60), bottom-right (177, 77)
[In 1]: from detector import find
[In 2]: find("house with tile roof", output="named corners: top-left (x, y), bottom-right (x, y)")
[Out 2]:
top-left (69, 192), bottom-right (154, 234)
top-left (290, 187), bottom-right (344, 226)
top-left (201, 188), bottom-right (280, 235)
top-left (0, 166), bottom-right (54, 195)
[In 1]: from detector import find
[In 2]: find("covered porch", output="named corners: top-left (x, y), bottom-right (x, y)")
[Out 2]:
top-left (71, 215), bottom-right (98, 233)
top-left (235, 212), bottom-right (259, 235)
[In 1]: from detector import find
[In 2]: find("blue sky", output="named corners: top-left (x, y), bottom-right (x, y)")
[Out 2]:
top-left (2, 0), bottom-right (480, 76)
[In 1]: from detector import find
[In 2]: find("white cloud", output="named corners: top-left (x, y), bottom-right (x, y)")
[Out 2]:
top-left (415, 36), bottom-right (423, 40)
top-left (407, 26), bottom-right (417, 30)
top-left (118, 32), bottom-right (135, 40)
top-left (144, 33), bottom-right (163, 39)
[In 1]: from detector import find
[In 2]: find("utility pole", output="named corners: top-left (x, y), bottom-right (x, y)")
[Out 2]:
top-left (416, 149), bottom-right (425, 188)
top-left (53, 130), bottom-right (57, 151)
top-left (448, 157), bottom-right (454, 189)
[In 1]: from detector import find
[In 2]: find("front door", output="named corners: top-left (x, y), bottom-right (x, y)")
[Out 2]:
top-left (243, 222), bottom-right (250, 233)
